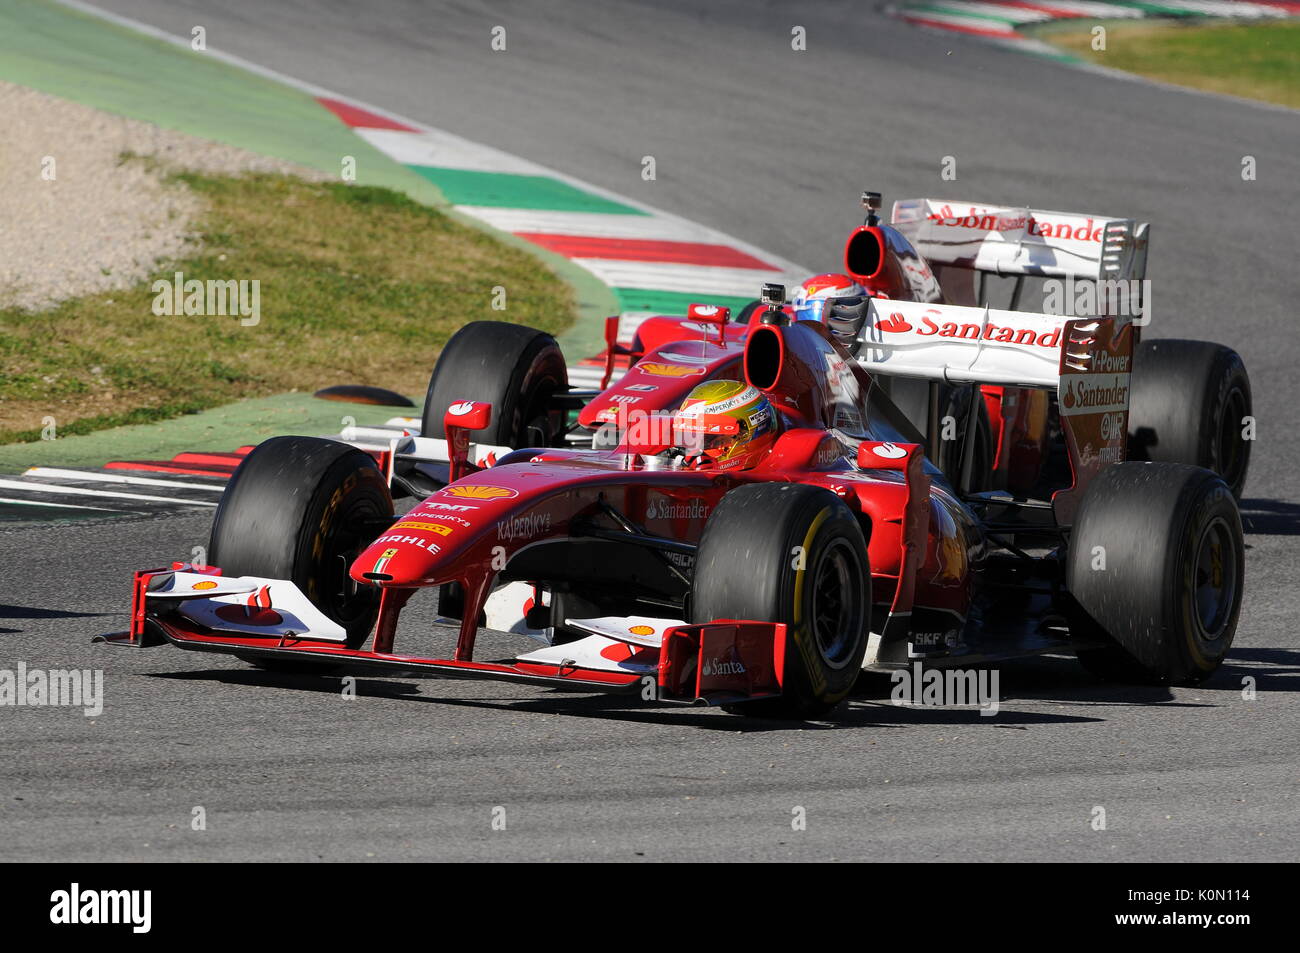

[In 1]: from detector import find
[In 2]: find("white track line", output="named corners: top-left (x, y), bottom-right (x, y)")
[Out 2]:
top-left (353, 128), bottom-right (551, 175)
top-left (0, 496), bottom-right (118, 511)
top-left (23, 467), bottom-right (226, 491)
top-left (0, 478), bottom-right (217, 507)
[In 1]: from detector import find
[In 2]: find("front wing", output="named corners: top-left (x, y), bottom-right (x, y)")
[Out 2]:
top-left (98, 566), bottom-right (787, 708)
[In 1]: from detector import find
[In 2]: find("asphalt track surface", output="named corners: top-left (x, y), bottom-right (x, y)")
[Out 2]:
top-left (3, 0), bottom-right (1297, 861)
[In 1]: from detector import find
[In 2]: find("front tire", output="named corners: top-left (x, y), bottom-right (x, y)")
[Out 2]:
top-left (732, 299), bottom-right (763, 324)
top-left (209, 436), bottom-right (393, 650)
top-left (421, 321), bottom-right (568, 447)
top-left (1127, 339), bottom-right (1252, 498)
top-left (691, 483), bottom-right (871, 718)
top-left (1066, 462), bottom-right (1243, 684)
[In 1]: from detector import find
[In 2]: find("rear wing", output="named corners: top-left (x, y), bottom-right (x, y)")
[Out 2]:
top-left (891, 198), bottom-right (1150, 282)
top-left (856, 298), bottom-right (1071, 388)
top-left (856, 298), bottom-right (1134, 523)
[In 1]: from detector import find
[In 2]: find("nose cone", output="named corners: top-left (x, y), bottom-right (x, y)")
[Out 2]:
top-left (351, 518), bottom-right (454, 587)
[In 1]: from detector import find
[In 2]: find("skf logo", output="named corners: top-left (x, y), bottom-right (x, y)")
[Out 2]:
top-left (50, 884), bottom-right (151, 933)
top-left (441, 484), bottom-right (517, 501)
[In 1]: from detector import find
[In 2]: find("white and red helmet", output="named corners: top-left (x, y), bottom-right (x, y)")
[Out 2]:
top-left (791, 273), bottom-right (866, 323)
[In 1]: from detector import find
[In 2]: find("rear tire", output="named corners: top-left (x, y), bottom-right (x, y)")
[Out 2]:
top-left (1066, 462), bottom-right (1243, 685)
top-left (1127, 339), bottom-right (1251, 498)
top-left (209, 436), bottom-right (393, 650)
top-left (691, 483), bottom-right (871, 718)
top-left (936, 383), bottom-right (993, 493)
top-left (421, 321), bottom-right (568, 447)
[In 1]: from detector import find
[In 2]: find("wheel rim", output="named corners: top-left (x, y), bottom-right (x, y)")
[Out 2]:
top-left (320, 495), bottom-right (385, 628)
top-left (1191, 516), bottom-right (1238, 643)
top-left (809, 539), bottom-right (862, 669)
top-left (1216, 386), bottom-right (1248, 491)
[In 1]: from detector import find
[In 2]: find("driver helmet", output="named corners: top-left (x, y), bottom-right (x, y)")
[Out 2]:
top-left (672, 380), bottom-right (778, 471)
top-left (791, 273), bottom-right (866, 323)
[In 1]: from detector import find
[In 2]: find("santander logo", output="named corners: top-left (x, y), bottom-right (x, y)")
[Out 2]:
top-left (928, 204), bottom-right (1103, 243)
top-left (877, 312), bottom-right (913, 333)
top-left (876, 310), bottom-right (1062, 349)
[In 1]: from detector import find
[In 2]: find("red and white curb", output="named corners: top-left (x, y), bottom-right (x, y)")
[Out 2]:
top-left (888, 0), bottom-right (1300, 57)
top-left (313, 98), bottom-right (810, 388)
top-left (57, 0), bottom-right (811, 391)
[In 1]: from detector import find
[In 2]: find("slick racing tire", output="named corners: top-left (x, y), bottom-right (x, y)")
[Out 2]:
top-left (210, 436), bottom-right (394, 652)
top-left (421, 321), bottom-right (568, 447)
top-left (1127, 339), bottom-right (1251, 499)
top-left (732, 299), bottom-right (763, 324)
top-left (691, 483), bottom-right (871, 719)
top-left (1066, 462), bottom-right (1243, 685)
top-left (936, 383), bottom-right (993, 493)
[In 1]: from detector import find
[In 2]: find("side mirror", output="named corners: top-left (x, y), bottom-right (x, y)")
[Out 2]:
top-left (687, 303), bottom-right (730, 344)
top-left (856, 440), bottom-right (917, 471)
top-left (617, 412), bottom-right (677, 464)
top-left (444, 400), bottom-right (492, 482)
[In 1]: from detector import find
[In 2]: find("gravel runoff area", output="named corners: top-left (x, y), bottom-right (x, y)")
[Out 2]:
top-left (0, 81), bottom-right (326, 312)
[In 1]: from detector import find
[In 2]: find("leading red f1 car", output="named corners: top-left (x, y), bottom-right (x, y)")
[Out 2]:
top-left (102, 270), bottom-right (1245, 718)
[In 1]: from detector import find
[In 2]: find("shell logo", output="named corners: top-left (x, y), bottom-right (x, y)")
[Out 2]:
top-left (441, 484), bottom-right (518, 501)
top-left (628, 624), bottom-right (656, 636)
top-left (636, 362), bottom-right (705, 378)
top-left (192, 580), bottom-right (218, 590)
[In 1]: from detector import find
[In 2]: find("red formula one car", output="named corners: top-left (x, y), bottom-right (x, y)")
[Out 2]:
top-left (103, 278), bottom-right (1245, 718)
top-left (741, 192), bottom-right (1252, 501)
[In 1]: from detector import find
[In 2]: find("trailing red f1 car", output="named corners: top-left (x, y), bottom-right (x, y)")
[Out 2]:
top-left (102, 272), bottom-right (1245, 718)
top-left (736, 192), bottom-right (1252, 500)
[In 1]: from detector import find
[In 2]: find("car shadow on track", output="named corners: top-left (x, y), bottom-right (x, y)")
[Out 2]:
top-left (1218, 648), bottom-right (1300, 693)
top-left (147, 643), bottom-right (1297, 730)
top-left (0, 603), bottom-right (112, 633)
top-left (1239, 498), bottom-right (1300, 536)
top-left (930, 651), bottom-right (1300, 706)
top-left (146, 668), bottom-right (423, 698)
top-left (146, 665), bottom-right (1101, 732)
